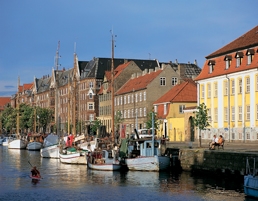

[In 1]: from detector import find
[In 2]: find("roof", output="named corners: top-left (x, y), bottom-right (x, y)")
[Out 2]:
top-left (116, 69), bottom-right (163, 95)
top-left (206, 25), bottom-right (258, 59)
top-left (0, 97), bottom-right (11, 108)
top-left (154, 80), bottom-right (197, 104)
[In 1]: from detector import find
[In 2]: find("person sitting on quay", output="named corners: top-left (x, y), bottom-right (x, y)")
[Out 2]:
top-left (209, 135), bottom-right (218, 149)
top-left (211, 135), bottom-right (224, 150)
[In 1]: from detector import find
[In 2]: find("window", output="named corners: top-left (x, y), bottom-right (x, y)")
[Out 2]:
top-left (131, 94), bottom-right (134, 103)
top-left (201, 85), bottom-right (204, 98)
top-left (160, 77), bottom-right (166, 86)
top-left (256, 75), bottom-right (258, 91)
top-left (120, 96), bottom-right (123, 105)
top-left (128, 95), bottom-right (130, 104)
top-left (89, 114), bottom-right (94, 121)
top-left (164, 104), bottom-right (167, 115)
top-left (235, 52), bottom-right (243, 67)
top-left (179, 105), bottom-right (185, 114)
top-left (224, 80), bottom-right (228, 95)
top-left (224, 107), bottom-right (228, 122)
top-left (224, 55), bottom-right (232, 69)
top-left (124, 110), bottom-right (127, 118)
top-left (89, 82), bottom-right (93, 88)
top-left (143, 91), bottom-right (146, 101)
top-left (171, 77), bottom-right (178, 86)
top-left (238, 106), bottom-right (242, 121)
top-left (144, 107), bottom-right (146, 116)
top-left (246, 49), bottom-right (254, 65)
top-left (124, 96), bottom-right (127, 104)
top-left (128, 109), bottom-right (130, 118)
top-left (239, 79), bottom-right (242, 94)
top-left (231, 106), bottom-right (235, 121)
top-left (88, 103), bottom-right (94, 110)
top-left (89, 93), bottom-right (93, 99)
top-left (214, 83), bottom-right (218, 97)
top-left (207, 83), bottom-right (211, 98)
top-left (117, 97), bottom-right (119, 106)
top-left (214, 108), bottom-right (218, 122)
top-left (208, 60), bottom-right (215, 73)
top-left (256, 104), bottom-right (258, 120)
top-left (135, 93), bottom-right (138, 102)
top-left (139, 93), bottom-right (142, 102)
top-left (246, 77), bottom-right (250, 93)
top-left (131, 109), bottom-right (134, 118)
top-left (231, 79), bottom-right (235, 95)
top-left (139, 108), bottom-right (142, 117)
top-left (246, 105), bottom-right (250, 121)
top-left (154, 105), bottom-right (157, 113)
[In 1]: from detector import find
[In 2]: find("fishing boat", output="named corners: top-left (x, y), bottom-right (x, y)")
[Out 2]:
top-left (8, 137), bottom-right (27, 149)
top-left (27, 133), bottom-right (43, 151)
top-left (59, 147), bottom-right (87, 164)
top-left (244, 157), bottom-right (258, 198)
top-left (87, 149), bottom-right (121, 171)
top-left (124, 138), bottom-right (170, 171)
top-left (40, 133), bottom-right (60, 158)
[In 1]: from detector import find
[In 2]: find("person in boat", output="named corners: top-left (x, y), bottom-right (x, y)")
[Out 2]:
top-left (31, 166), bottom-right (41, 178)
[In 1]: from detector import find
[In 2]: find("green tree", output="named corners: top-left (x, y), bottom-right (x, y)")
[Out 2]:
top-left (37, 107), bottom-right (54, 133)
top-left (91, 118), bottom-right (102, 135)
top-left (114, 110), bottom-right (124, 131)
top-left (193, 102), bottom-right (210, 147)
top-left (146, 111), bottom-right (158, 129)
top-left (19, 103), bottom-right (34, 133)
top-left (1, 104), bottom-right (16, 133)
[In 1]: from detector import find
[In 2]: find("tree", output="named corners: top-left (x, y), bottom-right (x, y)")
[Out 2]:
top-left (19, 103), bottom-right (34, 133)
top-left (37, 107), bottom-right (54, 133)
top-left (193, 102), bottom-right (210, 147)
top-left (146, 111), bottom-right (158, 129)
top-left (114, 110), bottom-right (124, 131)
top-left (91, 118), bottom-right (102, 135)
top-left (1, 104), bottom-right (16, 133)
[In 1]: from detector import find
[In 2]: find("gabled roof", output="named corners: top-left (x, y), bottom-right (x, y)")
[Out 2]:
top-left (153, 80), bottom-right (197, 105)
top-left (116, 69), bottom-right (162, 95)
top-left (206, 25), bottom-right (258, 59)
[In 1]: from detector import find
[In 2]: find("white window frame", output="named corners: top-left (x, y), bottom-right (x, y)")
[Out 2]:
top-left (246, 77), bottom-right (250, 93)
top-left (171, 77), bottom-right (178, 86)
top-left (160, 77), bottom-right (166, 86)
top-left (207, 83), bottom-right (211, 98)
top-left (246, 105), bottom-right (250, 121)
top-left (231, 79), bottom-right (235, 95)
top-left (238, 106), bottom-right (242, 121)
top-left (231, 106), bottom-right (235, 122)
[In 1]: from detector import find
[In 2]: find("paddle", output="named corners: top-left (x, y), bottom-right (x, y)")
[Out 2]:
top-left (28, 161), bottom-right (43, 179)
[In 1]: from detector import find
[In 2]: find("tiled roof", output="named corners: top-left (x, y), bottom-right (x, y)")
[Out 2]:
top-left (195, 25), bottom-right (258, 81)
top-left (206, 25), bottom-right (258, 58)
top-left (0, 97), bottom-right (11, 108)
top-left (116, 70), bottom-right (163, 95)
top-left (154, 80), bottom-right (197, 104)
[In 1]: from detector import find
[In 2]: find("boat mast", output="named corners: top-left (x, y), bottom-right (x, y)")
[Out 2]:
top-left (17, 76), bottom-right (20, 137)
top-left (68, 73), bottom-right (70, 135)
top-left (55, 41), bottom-right (60, 136)
top-left (72, 53), bottom-right (77, 136)
top-left (111, 30), bottom-right (115, 141)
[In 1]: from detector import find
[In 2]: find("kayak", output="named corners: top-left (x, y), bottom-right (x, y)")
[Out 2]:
top-left (30, 175), bottom-right (42, 180)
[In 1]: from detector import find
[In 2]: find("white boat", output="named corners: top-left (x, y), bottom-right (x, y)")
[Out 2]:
top-left (59, 147), bottom-right (87, 164)
top-left (27, 141), bottom-right (43, 150)
top-left (78, 137), bottom-right (100, 151)
top-left (40, 134), bottom-right (60, 158)
top-left (124, 138), bottom-right (170, 171)
top-left (244, 157), bottom-right (258, 198)
top-left (40, 144), bottom-right (60, 158)
top-left (8, 138), bottom-right (27, 149)
top-left (2, 137), bottom-right (14, 146)
top-left (27, 133), bottom-right (43, 151)
top-left (87, 149), bottom-right (121, 171)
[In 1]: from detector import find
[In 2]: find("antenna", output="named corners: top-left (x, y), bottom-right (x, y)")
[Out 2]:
top-left (74, 42), bottom-right (76, 53)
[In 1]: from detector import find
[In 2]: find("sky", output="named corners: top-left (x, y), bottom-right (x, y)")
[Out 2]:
top-left (0, 0), bottom-right (257, 97)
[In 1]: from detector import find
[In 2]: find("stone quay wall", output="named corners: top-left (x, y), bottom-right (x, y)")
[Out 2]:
top-left (179, 149), bottom-right (258, 175)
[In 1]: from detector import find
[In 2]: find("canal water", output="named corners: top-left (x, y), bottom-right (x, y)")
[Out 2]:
top-left (0, 146), bottom-right (253, 201)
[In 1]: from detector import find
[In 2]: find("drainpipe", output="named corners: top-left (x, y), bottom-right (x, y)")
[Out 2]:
top-left (196, 81), bottom-right (201, 146)
top-left (226, 75), bottom-right (230, 142)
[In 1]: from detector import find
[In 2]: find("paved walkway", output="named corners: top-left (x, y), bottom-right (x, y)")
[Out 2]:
top-left (166, 141), bottom-right (258, 153)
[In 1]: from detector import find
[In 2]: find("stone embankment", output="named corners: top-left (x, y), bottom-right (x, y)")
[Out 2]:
top-left (166, 141), bottom-right (258, 175)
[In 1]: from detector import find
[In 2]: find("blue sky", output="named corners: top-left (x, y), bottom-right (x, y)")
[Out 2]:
top-left (0, 0), bottom-right (257, 97)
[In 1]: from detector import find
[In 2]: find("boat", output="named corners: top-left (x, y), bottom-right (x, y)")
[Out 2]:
top-left (2, 136), bottom-right (14, 146)
top-left (8, 134), bottom-right (27, 149)
top-left (30, 175), bottom-right (42, 180)
top-left (59, 147), bottom-right (87, 164)
top-left (87, 149), bottom-right (121, 171)
top-left (40, 133), bottom-right (60, 158)
top-left (27, 133), bottom-right (43, 151)
top-left (124, 137), bottom-right (170, 171)
top-left (244, 157), bottom-right (258, 198)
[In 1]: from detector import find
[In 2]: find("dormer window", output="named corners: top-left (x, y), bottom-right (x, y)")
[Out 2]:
top-left (208, 60), bottom-right (215, 73)
top-left (246, 49), bottom-right (254, 65)
top-left (224, 55), bottom-right (232, 69)
top-left (235, 52), bottom-right (243, 67)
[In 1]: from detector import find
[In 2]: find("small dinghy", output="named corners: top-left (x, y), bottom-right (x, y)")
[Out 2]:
top-left (30, 175), bottom-right (42, 180)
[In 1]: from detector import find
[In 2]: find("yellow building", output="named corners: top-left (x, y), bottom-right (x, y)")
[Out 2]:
top-left (195, 25), bottom-right (258, 143)
top-left (153, 80), bottom-right (197, 141)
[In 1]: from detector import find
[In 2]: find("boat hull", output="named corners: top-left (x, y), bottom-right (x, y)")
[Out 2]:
top-left (87, 160), bottom-right (121, 171)
top-left (8, 139), bottom-right (27, 149)
top-left (59, 152), bottom-right (87, 164)
top-left (244, 175), bottom-right (258, 198)
top-left (40, 145), bottom-right (59, 158)
top-left (27, 142), bottom-right (43, 151)
top-left (125, 155), bottom-right (170, 171)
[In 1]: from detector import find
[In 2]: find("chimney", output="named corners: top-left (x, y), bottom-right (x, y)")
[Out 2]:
top-left (131, 73), bottom-right (136, 79)
top-left (155, 67), bottom-right (159, 72)
top-left (149, 69), bottom-right (154, 73)
top-left (124, 59), bottom-right (128, 63)
top-left (194, 59), bottom-right (198, 66)
top-left (175, 59), bottom-right (178, 64)
top-left (142, 69), bottom-right (148, 76)
top-left (178, 64), bottom-right (185, 78)
top-left (137, 72), bottom-right (141, 77)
